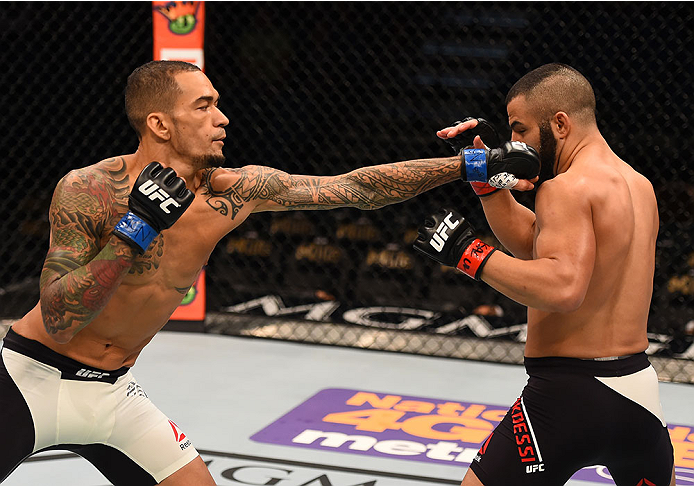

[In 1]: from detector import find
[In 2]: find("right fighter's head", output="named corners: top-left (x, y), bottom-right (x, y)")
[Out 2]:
top-left (505, 63), bottom-right (596, 184)
top-left (125, 60), bottom-right (228, 170)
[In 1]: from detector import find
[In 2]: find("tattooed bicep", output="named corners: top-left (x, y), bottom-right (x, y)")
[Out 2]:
top-left (44, 171), bottom-right (115, 274)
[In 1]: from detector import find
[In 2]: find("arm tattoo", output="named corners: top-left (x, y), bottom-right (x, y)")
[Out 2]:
top-left (40, 158), bottom-right (135, 338)
top-left (201, 157), bottom-right (460, 217)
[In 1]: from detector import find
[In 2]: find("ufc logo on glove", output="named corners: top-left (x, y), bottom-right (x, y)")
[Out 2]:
top-left (413, 207), bottom-right (497, 280)
top-left (429, 212), bottom-right (460, 252)
top-left (138, 180), bottom-right (182, 214)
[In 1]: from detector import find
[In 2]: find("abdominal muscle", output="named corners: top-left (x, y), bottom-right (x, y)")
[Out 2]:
top-left (11, 281), bottom-right (188, 370)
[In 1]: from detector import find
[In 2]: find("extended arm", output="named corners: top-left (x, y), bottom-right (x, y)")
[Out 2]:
top-left (202, 156), bottom-right (462, 216)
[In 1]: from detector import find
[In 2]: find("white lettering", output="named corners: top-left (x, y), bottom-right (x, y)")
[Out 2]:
top-left (148, 189), bottom-right (167, 203)
top-left (292, 429), bottom-right (484, 465)
top-left (223, 296), bottom-right (340, 322)
top-left (425, 441), bottom-right (462, 460)
top-left (526, 464), bottom-right (545, 474)
top-left (430, 233), bottom-right (445, 252)
top-left (160, 198), bottom-right (181, 214)
top-left (373, 440), bottom-right (426, 456)
top-left (443, 213), bottom-right (460, 230)
top-left (342, 307), bottom-right (439, 330)
top-left (292, 430), bottom-right (376, 451)
top-left (75, 368), bottom-right (110, 379)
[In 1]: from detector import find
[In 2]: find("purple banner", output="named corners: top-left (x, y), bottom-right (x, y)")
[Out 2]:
top-left (251, 388), bottom-right (694, 485)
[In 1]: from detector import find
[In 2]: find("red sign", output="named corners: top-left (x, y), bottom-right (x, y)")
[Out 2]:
top-left (152, 1), bottom-right (205, 70)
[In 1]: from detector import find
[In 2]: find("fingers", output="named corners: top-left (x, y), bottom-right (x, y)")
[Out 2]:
top-left (472, 135), bottom-right (486, 149)
top-left (436, 118), bottom-right (479, 139)
top-left (513, 179), bottom-right (536, 191)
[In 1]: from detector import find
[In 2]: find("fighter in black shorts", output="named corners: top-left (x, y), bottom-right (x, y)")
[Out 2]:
top-left (472, 353), bottom-right (673, 485)
top-left (414, 63), bottom-right (675, 485)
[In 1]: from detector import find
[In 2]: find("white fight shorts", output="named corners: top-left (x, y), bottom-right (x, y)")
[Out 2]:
top-left (0, 328), bottom-right (199, 485)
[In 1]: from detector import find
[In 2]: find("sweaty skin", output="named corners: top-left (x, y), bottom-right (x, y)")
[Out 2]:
top-left (453, 96), bottom-right (658, 359)
top-left (12, 70), bottom-right (463, 371)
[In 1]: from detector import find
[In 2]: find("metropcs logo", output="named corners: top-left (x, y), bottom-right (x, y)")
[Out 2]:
top-left (252, 388), bottom-right (506, 467)
top-left (138, 180), bottom-right (181, 214)
top-left (251, 388), bottom-right (694, 485)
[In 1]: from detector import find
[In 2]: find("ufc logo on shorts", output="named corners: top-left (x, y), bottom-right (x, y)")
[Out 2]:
top-left (138, 180), bottom-right (181, 214)
top-left (429, 212), bottom-right (459, 252)
top-left (76, 368), bottom-right (110, 379)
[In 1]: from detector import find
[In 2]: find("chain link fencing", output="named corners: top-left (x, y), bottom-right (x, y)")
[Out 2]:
top-left (0, 2), bottom-right (692, 382)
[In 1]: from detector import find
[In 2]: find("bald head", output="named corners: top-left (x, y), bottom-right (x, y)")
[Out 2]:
top-left (506, 63), bottom-right (596, 126)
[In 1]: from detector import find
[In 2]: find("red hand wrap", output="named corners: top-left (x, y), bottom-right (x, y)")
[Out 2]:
top-left (455, 238), bottom-right (497, 280)
top-left (470, 182), bottom-right (499, 197)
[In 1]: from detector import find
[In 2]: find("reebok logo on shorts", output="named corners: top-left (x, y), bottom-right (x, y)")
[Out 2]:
top-left (474, 432), bottom-right (494, 463)
top-left (169, 420), bottom-right (192, 451)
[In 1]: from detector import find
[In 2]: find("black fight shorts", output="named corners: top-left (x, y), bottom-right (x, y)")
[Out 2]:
top-left (470, 352), bottom-right (674, 486)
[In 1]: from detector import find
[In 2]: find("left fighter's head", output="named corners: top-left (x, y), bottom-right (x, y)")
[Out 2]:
top-left (126, 60), bottom-right (229, 170)
top-left (505, 63), bottom-right (596, 185)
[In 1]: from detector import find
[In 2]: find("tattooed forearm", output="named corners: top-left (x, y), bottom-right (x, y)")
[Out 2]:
top-left (276, 157), bottom-right (461, 210)
top-left (202, 157), bottom-right (461, 217)
top-left (39, 159), bottom-right (135, 341)
top-left (40, 239), bottom-right (134, 339)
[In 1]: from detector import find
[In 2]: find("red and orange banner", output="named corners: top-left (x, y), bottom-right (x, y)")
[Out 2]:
top-left (153, 1), bottom-right (207, 321)
top-left (152, 1), bottom-right (205, 70)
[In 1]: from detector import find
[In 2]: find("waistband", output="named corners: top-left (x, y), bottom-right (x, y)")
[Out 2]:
top-left (2, 328), bottom-right (129, 384)
top-left (524, 352), bottom-right (650, 377)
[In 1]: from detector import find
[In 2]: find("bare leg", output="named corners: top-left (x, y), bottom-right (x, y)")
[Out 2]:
top-left (670, 464), bottom-right (676, 486)
top-left (461, 467), bottom-right (485, 486)
top-left (159, 456), bottom-right (215, 486)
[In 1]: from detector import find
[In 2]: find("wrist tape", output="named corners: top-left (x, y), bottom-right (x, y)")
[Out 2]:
top-left (463, 148), bottom-right (487, 182)
top-left (455, 238), bottom-right (497, 280)
top-left (470, 181), bottom-right (500, 197)
top-left (113, 212), bottom-right (157, 253)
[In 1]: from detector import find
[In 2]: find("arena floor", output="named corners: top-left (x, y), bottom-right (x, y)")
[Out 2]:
top-left (4, 331), bottom-right (694, 486)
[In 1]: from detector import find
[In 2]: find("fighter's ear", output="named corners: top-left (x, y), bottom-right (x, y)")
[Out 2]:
top-left (552, 111), bottom-right (571, 139)
top-left (145, 112), bottom-right (172, 141)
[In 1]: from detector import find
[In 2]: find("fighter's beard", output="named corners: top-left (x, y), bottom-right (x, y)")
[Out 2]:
top-left (190, 153), bottom-right (226, 171)
top-left (536, 120), bottom-right (558, 186)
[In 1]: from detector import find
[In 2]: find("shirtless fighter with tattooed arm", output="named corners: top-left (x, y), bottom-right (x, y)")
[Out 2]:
top-left (415, 63), bottom-right (675, 486)
top-left (1, 60), bottom-right (538, 485)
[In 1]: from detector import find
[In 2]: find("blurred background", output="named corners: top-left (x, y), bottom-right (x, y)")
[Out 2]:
top-left (0, 2), bottom-right (692, 380)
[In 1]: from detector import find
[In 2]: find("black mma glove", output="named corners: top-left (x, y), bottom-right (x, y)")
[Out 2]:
top-left (442, 118), bottom-right (540, 197)
top-left (113, 162), bottom-right (195, 253)
top-left (463, 140), bottom-right (540, 186)
top-left (444, 117), bottom-right (501, 152)
top-left (413, 208), bottom-right (497, 280)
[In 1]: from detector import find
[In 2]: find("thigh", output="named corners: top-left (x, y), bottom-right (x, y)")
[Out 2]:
top-left (96, 373), bottom-right (201, 484)
top-left (0, 349), bottom-right (36, 482)
top-left (469, 393), bottom-right (577, 486)
top-left (597, 373), bottom-right (674, 486)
